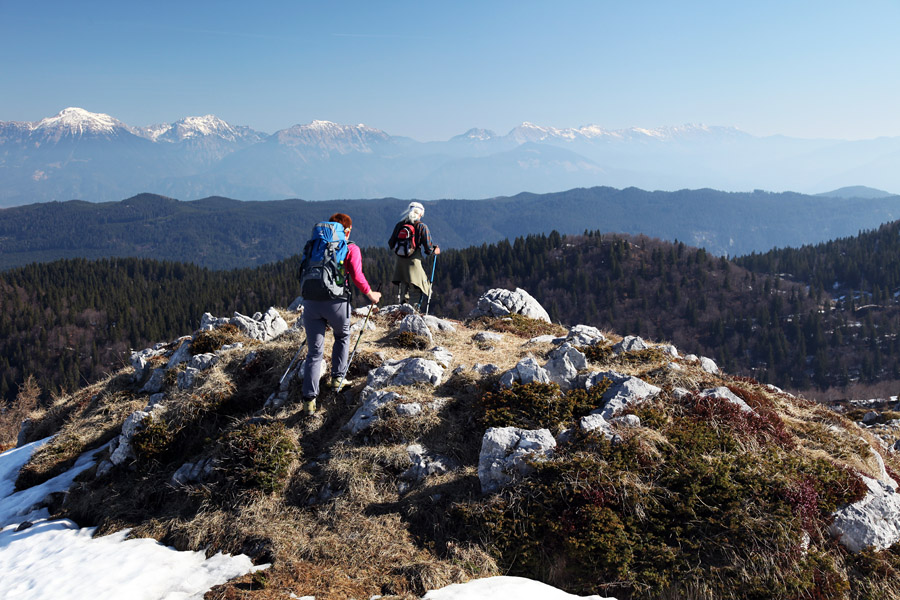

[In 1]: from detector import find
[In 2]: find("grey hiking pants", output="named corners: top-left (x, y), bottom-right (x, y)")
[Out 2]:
top-left (302, 299), bottom-right (351, 399)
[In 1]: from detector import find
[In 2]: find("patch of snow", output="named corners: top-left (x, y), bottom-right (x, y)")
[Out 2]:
top-left (0, 439), bottom-right (263, 600)
top-left (423, 576), bottom-right (616, 599)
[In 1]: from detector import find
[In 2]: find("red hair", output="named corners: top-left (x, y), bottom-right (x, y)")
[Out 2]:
top-left (329, 213), bottom-right (352, 229)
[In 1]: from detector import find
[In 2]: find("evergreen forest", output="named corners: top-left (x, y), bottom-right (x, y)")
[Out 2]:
top-left (5, 227), bottom-right (900, 408)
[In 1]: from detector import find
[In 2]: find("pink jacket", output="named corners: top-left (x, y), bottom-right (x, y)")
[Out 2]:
top-left (345, 243), bottom-right (371, 295)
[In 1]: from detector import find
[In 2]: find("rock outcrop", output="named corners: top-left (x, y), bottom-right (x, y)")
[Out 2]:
top-left (478, 427), bottom-right (556, 494)
top-left (469, 288), bottom-right (551, 323)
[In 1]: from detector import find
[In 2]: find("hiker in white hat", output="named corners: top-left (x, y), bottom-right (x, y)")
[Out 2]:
top-left (388, 201), bottom-right (440, 308)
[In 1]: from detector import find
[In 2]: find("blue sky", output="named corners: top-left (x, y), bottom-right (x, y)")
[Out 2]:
top-left (2, 0), bottom-right (899, 141)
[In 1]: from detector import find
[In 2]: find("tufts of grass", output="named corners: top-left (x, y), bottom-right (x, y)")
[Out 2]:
top-left (131, 415), bottom-right (176, 467)
top-left (190, 323), bottom-right (243, 355)
top-left (15, 433), bottom-right (86, 490)
top-left (479, 380), bottom-right (612, 432)
top-left (396, 331), bottom-right (431, 350)
top-left (468, 314), bottom-right (567, 339)
top-left (458, 394), bottom-right (872, 599)
top-left (216, 422), bottom-right (299, 497)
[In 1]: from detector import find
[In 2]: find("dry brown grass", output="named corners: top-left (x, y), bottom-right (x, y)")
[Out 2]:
top-left (17, 306), bottom-right (900, 599)
top-left (0, 374), bottom-right (41, 450)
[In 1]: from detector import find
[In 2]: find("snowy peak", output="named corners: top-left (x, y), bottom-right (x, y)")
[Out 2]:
top-left (274, 120), bottom-right (392, 153)
top-left (35, 107), bottom-right (130, 137)
top-left (508, 122), bottom-right (576, 143)
top-left (452, 128), bottom-right (498, 142)
top-left (506, 121), bottom-right (747, 143)
top-left (137, 115), bottom-right (265, 144)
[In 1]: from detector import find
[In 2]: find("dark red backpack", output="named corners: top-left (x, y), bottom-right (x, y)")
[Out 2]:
top-left (393, 223), bottom-right (418, 257)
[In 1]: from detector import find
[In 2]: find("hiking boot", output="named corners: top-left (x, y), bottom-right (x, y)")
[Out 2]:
top-left (301, 397), bottom-right (316, 415)
top-left (329, 376), bottom-right (345, 392)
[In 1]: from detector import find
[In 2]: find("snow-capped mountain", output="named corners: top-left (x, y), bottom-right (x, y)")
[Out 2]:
top-left (453, 128), bottom-right (498, 142)
top-left (506, 121), bottom-right (749, 144)
top-left (136, 115), bottom-right (266, 144)
top-left (1, 106), bottom-right (900, 206)
top-left (31, 107), bottom-right (133, 140)
top-left (271, 120), bottom-right (394, 154)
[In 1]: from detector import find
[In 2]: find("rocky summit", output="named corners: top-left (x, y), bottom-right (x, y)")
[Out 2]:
top-left (9, 288), bottom-right (900, 599)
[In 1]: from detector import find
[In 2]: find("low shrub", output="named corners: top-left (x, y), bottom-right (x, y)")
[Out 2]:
top-left (468, 314), bottom-right (566, 338)
top-left (190, 323), bottom-right (242, 355)
top-left (396, 331), bottom-right (430, 350)
top-left (480, 380), bottom-right (611, 431)
top-left (131, 415), bottom-right (175, 466)
top-left (459, 407), bottom-right (864, 599)
top-left (217, 422), bottom-right (298, 495)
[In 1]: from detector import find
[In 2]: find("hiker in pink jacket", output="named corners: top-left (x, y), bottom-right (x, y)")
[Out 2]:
top-left (300, 212), bottom-right (381, 415)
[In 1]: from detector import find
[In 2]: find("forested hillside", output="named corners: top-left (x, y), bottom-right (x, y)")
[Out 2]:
top-left (735, 220), bottom-right (900, 300)
top-left (6, 230), bottom-right (899, 409)
top-left (4, 187), bottom-right (900, 270)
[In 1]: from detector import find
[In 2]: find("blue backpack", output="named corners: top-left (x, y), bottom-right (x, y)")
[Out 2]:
top-left (299, 222), bottom-right (350, 300)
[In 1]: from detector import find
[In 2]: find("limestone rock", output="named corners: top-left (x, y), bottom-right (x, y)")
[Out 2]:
top-left (469, 288), bottom-right (551, 323)
top-left (472, 363), bottom-right (500, 376)
top-left (473, 331), bottom-right (504, 343)
top-left (231, 307), bottom-right (289, 341)
top-left (401, 444), bottom-right (455, 483)
top-left (16, 419), bottom-right (33, 449)
top-left (189, 353), bottom-right (219, 371)
top-left (661, 344), bottom-right (679, 358)
top-left (422, 315), bottom-right (456, 333)
top-left (177, 367), bottom-right (201, 390)
top-left (110, 404), bottom-right (167, 466)
top-left (396, 403), bottom-right (424, 417)
top-left (612, 414), bottom-right (642, 428)
top-left (350, 318), bottom-right (377, 333)
top-left (499, 357), bottom-right (551, 388)
top-left (379, 304), bottom-right (416, 317)
top-left (344, 387), bottom-right (401, 434)
top-left (701, 387), bottom-right (754, 414)
top-left (431, 347), bottom-right (454, 369)
top-left (544, 343), bottom-right (587, 390)
top-left (367, 357), bottom-right (444, 389)
top-left (830, 475), bottom-right (900, 552)
top-left (166, 339), bottom-right (193, 370)
top-left (527, 334), bottom-right (560, 345)
top-left (587, 370), bottom-right (661, 420)
top-left (700, 356), bottom-right (720, 375)
top-left (217, 342), bottom-right (244, 354)
top-left (579, 414), bottom-right (619, 442)
top-left (399, 314), bottom-right (434, 345)
top-left (566, 324), bottom-right (606, 347)
top-left (478, 427), bottom-right (556, 493)
top-left (613, 336), bottom-right (648, 354)
top-left (139, 369), bottom-right (165, 394)
top-left (200, 312), bottom-right (230, 330)
top-left (130, 347), bottom-right (166, 382)
top-left (171, 458), bottom-right (217, 486)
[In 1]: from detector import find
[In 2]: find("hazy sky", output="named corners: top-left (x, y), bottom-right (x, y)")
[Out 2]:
top-left (2, 0), bottom-right (899, 141)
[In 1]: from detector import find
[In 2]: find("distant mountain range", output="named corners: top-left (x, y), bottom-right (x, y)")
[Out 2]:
top-left (3, 187), bottom-right (900, 270)
top-left (2, 107), bottom-right (900, 206)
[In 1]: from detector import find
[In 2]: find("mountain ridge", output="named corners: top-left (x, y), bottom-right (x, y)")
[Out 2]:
top-left (3, 107), bottom-right (900, 206)
top-left (4, 187), bottom-right (900, 271)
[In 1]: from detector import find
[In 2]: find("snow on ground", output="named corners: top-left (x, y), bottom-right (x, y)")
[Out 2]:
top-left (0, 439), bottom-right (262, 600)
top-left (422, 576), bottom-right (616, 600)
top-left (0, 440), bottom-right (617, 600)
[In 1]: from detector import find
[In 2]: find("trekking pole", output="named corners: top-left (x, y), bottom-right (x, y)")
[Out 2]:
top-left (424, 253), bottom-right (437, 316)
top-left (334, 300), bottom-right (377, 395)
top-left (279, 337), bottom-right (307, 386)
